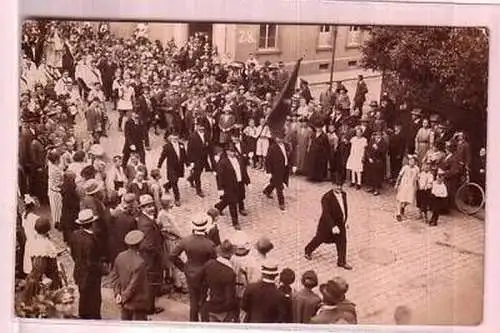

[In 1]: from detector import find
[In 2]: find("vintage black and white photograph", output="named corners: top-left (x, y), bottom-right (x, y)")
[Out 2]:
top-left (15, 19), bottom-right (487, 325)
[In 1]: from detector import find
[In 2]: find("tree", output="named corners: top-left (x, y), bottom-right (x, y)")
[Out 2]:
top-left (360, 26), bottom-right (488, 147)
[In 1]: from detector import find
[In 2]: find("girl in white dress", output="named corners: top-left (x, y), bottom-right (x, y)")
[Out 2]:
top-left (22, 195), bottom-right (40, 275)
top-left (255, 117), bottom-right (271, 169)
top-left (117, 79), bottom-right (135, 131)
top-left (395, 155), bottom-right (420, 221)
top-left (346, 126), bottom-right (368, 189)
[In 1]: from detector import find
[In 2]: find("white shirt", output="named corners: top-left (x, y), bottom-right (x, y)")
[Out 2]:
top-left (234, 142), bottom-right (242, 155)
top-left (278, 143), bottom-right (288, 166)
top-left (431, 181), bottom-right (448, 198)
top-left (418, 171), bottom-right (434, 190)
top-left (333, 190), bottom-right (346, 222)
top-left (228, 156), bottom-right (242, 182)
top-left (197, 131), bottom-right (205, 144)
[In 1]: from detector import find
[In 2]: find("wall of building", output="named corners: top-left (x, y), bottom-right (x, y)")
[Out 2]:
top-left (105, 22), bottom-right (367, 76)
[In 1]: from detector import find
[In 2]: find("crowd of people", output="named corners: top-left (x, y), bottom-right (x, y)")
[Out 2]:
top-left (15, 20), bottom-right (486, 323)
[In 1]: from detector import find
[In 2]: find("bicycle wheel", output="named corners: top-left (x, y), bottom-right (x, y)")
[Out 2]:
top-left (455, 182), bottom-right (485, 215)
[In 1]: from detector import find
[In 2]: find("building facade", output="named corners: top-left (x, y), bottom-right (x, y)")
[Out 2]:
top-left (107, 22), bottom-right (369, 76)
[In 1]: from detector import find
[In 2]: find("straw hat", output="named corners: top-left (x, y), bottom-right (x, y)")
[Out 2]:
top-left (191, 213), bottom-right (210, 233)
top-left (138, 194), bottom-right (154, 208)
top-left (75, 209), bottom-right (98, 225)
top-left (124, 230), bottom-right (145, 246)
top-left (83, 179), bottom-right (103, 196)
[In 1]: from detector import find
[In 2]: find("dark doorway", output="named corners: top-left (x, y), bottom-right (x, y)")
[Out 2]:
top-left (188, 23), bottom-right (213, 41)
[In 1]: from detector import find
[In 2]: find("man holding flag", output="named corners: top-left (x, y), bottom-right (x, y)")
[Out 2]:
top-left (260, 58), bottom-right (302, 211)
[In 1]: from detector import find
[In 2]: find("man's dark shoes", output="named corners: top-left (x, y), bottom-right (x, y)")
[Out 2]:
top-left (337, 263), bottom-right (353, 270)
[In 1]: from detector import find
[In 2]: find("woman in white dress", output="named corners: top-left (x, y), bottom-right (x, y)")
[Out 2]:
top-left (47, 150), bottom-right (64, 230)
top-left (116, 78), bottom-right (135, 131)
top-left (22, 195), bottom-right (40, 275)
top-left (346, 126), bottom-right (368, 189)
top-left (395, 155), bottom-right (420, 221)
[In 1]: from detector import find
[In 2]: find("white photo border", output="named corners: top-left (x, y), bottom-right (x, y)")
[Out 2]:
top-left (3, 0), bottom-right (499, 332)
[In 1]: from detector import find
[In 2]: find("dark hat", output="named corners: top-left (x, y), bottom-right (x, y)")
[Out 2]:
top-left (319, 278), bottom-right (348, 304)
top-left (300, 78), bottom-right (309, 85)
top-left (301, 270), bottom-right (319, 288)
top-left (218, 239), bottom-right (235, 257)
top-left (206, 207), bottom-right (220, 220)
top-left (279, 268), bottom-right (296, 285)
top-left (124, 230), bottom-right (144, 246)
top-left (34, 217), bottom-right (51, 235)
top-left (369, 100), bottom-right (379, 107)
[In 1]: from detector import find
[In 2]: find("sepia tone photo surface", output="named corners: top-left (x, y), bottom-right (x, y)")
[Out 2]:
top-left (15, 19), bottom-right (487, 325)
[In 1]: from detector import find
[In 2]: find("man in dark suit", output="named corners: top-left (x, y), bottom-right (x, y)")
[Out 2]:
top-left (304, 180), bottom-right (352, 270)
top-left (136, 86), bottom-right (156, 150)
top-left (187, 123), bottom-right (209, 197)
top-left (110, 230), bottom-right (150, 321)
top-left (80, 179), bottom-right (110, 263)
top-left (70, 209), bottom-right (104, 319)
top-left (170, 214), bottom-right (217, 322)
top-left (241, 260), bottom-right (287, 323)
top-left (310, 277), bottom-right (357, 324)
top-left (389, 124), bottom-right (406, 182)
top-left (97, 53), bottom-right (117, 101)
top-left (353, 74), bottom-right (368, 115)
top-left (136, 194), bottom-right (164, 315)
top-left (200, 240), bottom-right (238, 322)
top-left (123, 111), bottom-right (146, 166)
top-left (108, 193), bottom-right (138, 263)
top-left (214, 144), bottom-right (250, 230)
top-left (263, 132), bottom-right (296, 211)
top-left (230, 132), bottom-right (250, 166)
top-left (157, 131), bottom-right (187, 206)
top-left (365, 131), bottom-right (388, 196)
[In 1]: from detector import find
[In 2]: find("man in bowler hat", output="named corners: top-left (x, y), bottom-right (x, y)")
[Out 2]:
top-left (110, 230), bottom-right (150, 320)
top-left (70, 209), bottom-right (104, 319)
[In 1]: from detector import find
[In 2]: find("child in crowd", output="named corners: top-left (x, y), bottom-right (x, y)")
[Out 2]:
top-left (416, 162), bottom-right (434, 222)
top-left (206, 207), bottom-right (221, 246)
top-left (255, 117), bottom-right (270, 169)
top-left (243, 118), bottom-right (258, 168)
top-left (346, 126), bottom-right (367, 189)
top-left (157, 194), bottom-right (187, 293)
top-left (292, 270), bottom-right (321, 324)
top-left (278, 268), bottom-right (296, 323)
top-left (395, 155), bottom-right (420, 221)
top-left (429, 169), bottom-right (448, 227)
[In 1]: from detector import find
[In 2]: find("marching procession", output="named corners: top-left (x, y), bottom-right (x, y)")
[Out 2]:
top-left (15, 20), bottom-right (486, 323)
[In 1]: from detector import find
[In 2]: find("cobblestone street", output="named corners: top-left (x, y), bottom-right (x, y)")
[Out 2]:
top-left (44, 101), bottom-right (484, 325)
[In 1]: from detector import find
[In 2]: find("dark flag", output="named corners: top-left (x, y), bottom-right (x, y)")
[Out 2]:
top-left (265, 57), bottom-right (303, 137)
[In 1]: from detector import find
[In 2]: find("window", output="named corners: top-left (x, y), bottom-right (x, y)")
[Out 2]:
top-left (347, 25), bottom-right (362, 48)
top-left (318, 25), bottom-right (333, 47)
top-left (259, 24), bottom-right (278, 49)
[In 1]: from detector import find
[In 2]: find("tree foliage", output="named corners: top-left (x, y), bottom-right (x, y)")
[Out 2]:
top-left (360, 26), bottom-right (488, 145)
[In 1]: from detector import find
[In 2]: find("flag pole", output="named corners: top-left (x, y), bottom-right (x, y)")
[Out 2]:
top-left (328, 26), bottom-right (338, 87)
